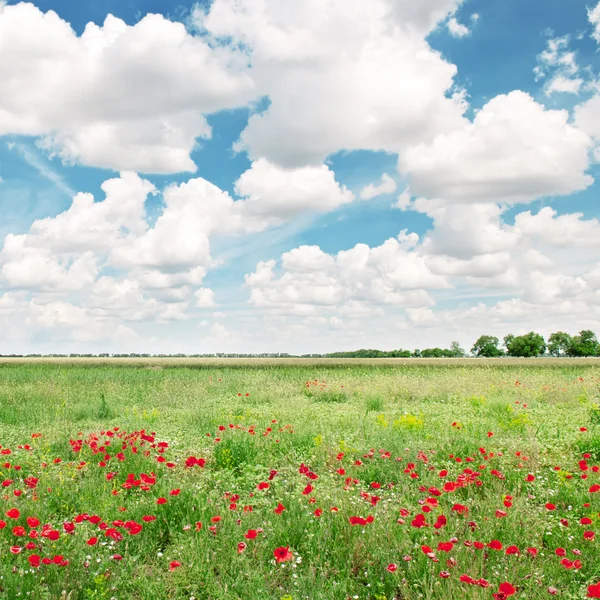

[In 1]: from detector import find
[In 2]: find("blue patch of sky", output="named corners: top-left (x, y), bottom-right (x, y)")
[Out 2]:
top-left (429, 0), bottom-right (599, 112)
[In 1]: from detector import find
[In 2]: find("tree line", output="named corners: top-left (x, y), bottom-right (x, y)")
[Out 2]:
top-left (0, 330), bottom-right (598, 359)
top-left (470, 330), bottom-right (599, 358)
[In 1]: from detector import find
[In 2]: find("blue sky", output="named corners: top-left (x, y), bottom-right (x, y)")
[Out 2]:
top-left (1, 0), bottom-right (600, 354)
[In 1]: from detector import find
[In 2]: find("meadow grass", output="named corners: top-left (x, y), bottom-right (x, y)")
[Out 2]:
top-left (0, 361), bottom-right (599, 599)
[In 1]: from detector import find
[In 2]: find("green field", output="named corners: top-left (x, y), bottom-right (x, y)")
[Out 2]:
top-left (1, 360), bottom-right (600, 599)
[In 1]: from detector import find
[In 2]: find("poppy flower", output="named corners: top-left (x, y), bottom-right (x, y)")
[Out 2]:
top-left (273, 546), bottom-right (293, 563)
top-left (169, 561), bottom-right (182, 571)
top-left (588, 582), bottom-right (600, 598)
top-left (237, 542), bottom-right (247, 554)
top-left (274, 503), bottom-right (285, 515)
top-left (6, 508), bottom-right (19, 520)
top-left (498, 582), bottom-right (516, 596)
top-left (387, 563), bottom-right (397, 572)
top-left (28, 554), bottom-right (41, 568)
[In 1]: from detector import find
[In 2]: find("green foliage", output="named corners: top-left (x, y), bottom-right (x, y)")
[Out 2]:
top-left (365, 396), bottom-right (384, 413)
top-left (504, 331), bottom-right (546, 357)
top-left (568, 330), bottom-right (599, 357)
top-left (304, 388), bottom-right (348, 403)
top-left (97, 392), bottom-right (112, 419)
top-left (548, 331), bottom-right (573, 357)
top-left (471, 335), bottom-right (504, 357)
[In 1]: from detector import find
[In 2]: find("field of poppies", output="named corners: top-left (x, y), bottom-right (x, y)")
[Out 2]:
top-left (1, 360), bottom-right (600, 599)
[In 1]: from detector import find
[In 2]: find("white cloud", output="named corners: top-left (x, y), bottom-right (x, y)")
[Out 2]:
top-left (400, 91), bottom-right (593, 203)
top-left (533, 36), bottom-right (583, 96)
top-left (245, 237), bottom-right (448, 316)
top-left (386, 0), bottom-right (465, 35)
top-left (199, 0), bottom-right (468, 167)
top-left (235, 159), bottom-right (354, 218)
top-left (29, 172), bottom-right (154, 253)
top-left (110, 177), bottom-right (261, 272)
top-left (359, 173), bottom-right (397, 199)
top-left (589, 1), bottom-right (600, 44)
top-left (574, 83), bottom-right (600, 160)
top-left (0, 235), bottom-right (99, 292)
top-left (395, 187), bottom-right (412, 210)
top-left (514, 207), bottom-right (600, 247)
top-left (416, 202), bottom-right (520, 259)
top-left (446, 17), bottom-right (470, 38)
top-left (87, 277), bottom-right (189, 322)
top-left (0, 4), bottom-right (254, 173)
top-left (545, 76), bottom-right (583, 95)
top-left (406, 307), bottom-right (438, 326)
top-left (195, 287), bottom-right (217, 308)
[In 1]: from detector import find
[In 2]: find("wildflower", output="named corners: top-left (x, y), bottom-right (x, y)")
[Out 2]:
top-left (28, 554), bottom-right (41, 567)
top-left (273, 546), bottom-right (293, 563)
top-left (387, 563), bottom-right (397, 572)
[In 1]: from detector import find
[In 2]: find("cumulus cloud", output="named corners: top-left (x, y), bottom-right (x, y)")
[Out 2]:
top-left (359, 173), bottom-right (397, 200)
top-left (244, 236), bottom-right (448, 316)
top-left (195, 288), bottom-right (217, 308)
top-left (235, 159), bottom-right (354, 218)
top-left (589, 1), bottom-right (600, 44)
top-left (533, 36), bottom-right (582, 96)
top-left (400, 91), bottom-right (593, 203)
top-left (446, 17), bottom-right (470, 38)
top-left (0, 4), bottom-right (254, 173)
top-left (198, 0), bottom-right (468, 167)
top-left (574, 83), bottom-right (600, 161)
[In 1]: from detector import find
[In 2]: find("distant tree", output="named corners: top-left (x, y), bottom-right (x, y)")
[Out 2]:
top-left (504, 332), bottom-right (546, 357)
top-left (471, 335), bottom-right (504, 357)
top-left (568, 330), bottom-right (599, 357)
top-left (547, 332), bottom-right (573, 357)
top-left (449, 341), bottom-right (466, 358)
top-left (420, 348), bottom-right (445, 358)
top-left (412, 349), bottom-right (422, 358)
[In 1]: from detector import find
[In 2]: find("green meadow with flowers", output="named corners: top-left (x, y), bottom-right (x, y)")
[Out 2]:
top-left (1, 360), bottom-right (600, 599)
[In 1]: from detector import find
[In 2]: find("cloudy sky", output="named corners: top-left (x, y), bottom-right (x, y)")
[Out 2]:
top-left (1, 0), bottom-right (600, 354)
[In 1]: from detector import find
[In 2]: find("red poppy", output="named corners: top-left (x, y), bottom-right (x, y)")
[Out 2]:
top-left (588, 582), bottom-right (600, 598)
top-left (28, 554), bottom-right (41, 568)
top-left (498, 582), bottom-right (516, 596)
top-left (169, 561), bottom-right (182, 571)
top-left (387, 563), bottom-right (397, 572)
top-left (273, 546), bottom-right (293, 563)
